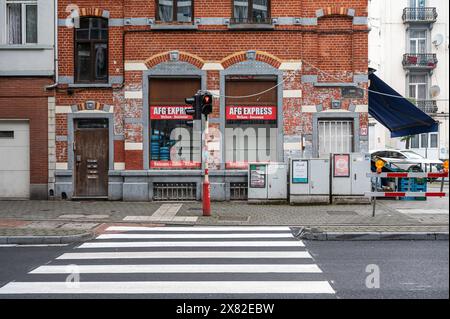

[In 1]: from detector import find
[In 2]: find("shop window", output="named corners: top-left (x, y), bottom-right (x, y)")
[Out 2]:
top-left (6, 0), bottom-right (37, 44)
top-left (157, 0), bottom-right (192, 23)
top-left (225, 77), bottom-right (278, 169)
top-left (149, 78), bottom-right (201, 169)
top-left (233, 0), bottom-right (270, 24)
top-left (318, 120), bottom-right (354, 157)
top-left (75, 17), bottom-right (108, 83)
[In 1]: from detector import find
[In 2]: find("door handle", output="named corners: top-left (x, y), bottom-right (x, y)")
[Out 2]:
top-left (354, 173), bottom-right (357, 181)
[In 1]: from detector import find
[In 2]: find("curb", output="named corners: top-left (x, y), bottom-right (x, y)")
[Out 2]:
top-left (300, 231), bottom-right (449, 241)
top-left (0, 232), bottom-right (94, 245)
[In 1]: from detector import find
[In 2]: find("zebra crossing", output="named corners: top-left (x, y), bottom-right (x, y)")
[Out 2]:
top-left (0, 226), bottom-right (336, 298)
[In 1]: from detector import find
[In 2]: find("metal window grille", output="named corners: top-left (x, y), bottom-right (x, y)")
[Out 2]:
top-left (153, 183), bottom-right (197, 201)
top-left (230, 182), bottom-right (248, 200)
top-left (318, 120), bottom-right (354, 157)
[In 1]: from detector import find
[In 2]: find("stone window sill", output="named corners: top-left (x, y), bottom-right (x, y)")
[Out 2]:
top-left (227, 24), bottom-right (274, 30)
top-left (68, 83), bottom-right (113, 88)
top-left (0, 44), bottom-right (53, 50)
top-left (151, 24), bottom-right (198, 30)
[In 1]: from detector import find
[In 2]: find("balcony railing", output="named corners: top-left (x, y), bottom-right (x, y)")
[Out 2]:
top-left (402, 7), bottom-right (437, 23)
top-left (402, 53), bottom-right (438, 70)
top-left (416, 100), bottom-right (438, 114)
top-left (229, 17), bottom-right (272, 25)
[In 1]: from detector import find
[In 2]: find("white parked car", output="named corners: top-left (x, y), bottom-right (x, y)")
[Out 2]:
top-left (370, 149), bottom-right (443, 172)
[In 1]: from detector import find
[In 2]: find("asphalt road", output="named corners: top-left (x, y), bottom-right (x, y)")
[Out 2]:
top-left (0, 229), bottom-right (448, 299)
top-left (305, 240), bottom-right (449, 299)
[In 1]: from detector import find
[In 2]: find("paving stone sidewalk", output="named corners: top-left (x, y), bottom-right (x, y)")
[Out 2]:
top-left (0, 197), bottom-right (448, 236)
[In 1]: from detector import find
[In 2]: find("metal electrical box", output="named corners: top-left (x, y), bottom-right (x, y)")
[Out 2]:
top-left (290, 158), bottom-right (330, 204)
top-left (331, 153), bottom-right (371, 199)
top-left (248, 163), bottom-right (287, 202)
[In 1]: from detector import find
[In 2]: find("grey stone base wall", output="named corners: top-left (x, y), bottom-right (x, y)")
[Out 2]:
top-left (55, 170), bottom-right (248, 202)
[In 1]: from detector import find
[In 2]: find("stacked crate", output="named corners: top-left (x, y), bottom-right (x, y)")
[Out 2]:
top-left (398, 177), bottom-right (427, 201)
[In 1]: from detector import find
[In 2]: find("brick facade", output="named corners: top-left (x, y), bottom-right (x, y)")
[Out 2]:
top-left (0, 77), bottom-right (53, 199)
top-left (55, 0), bottom-right (369, 200)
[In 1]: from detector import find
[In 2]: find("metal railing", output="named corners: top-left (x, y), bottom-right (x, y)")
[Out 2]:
top-left (229, 17), bottom-right (272, 25)
top-left (153, 183), bottom-right (197, 201)
top-left (402, 7), bottom-right (437, 23)
top-left (402, 53), bottom-right (438, 69)
top-left (416, 100), bottom-right (438, 114)
top-left (230, 182), bottom-right (248, 200)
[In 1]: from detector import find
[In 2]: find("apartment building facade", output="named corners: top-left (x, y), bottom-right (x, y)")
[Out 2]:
top-left (369, 0), bottom-right (449, 161)
top-left (0, 0), bottom-right (55, 199)
top-left (53, 0), bottom-right (369, 201)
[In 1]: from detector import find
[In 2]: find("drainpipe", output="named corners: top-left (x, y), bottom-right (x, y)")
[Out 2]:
top-left (45, 0), bottom-right (58, 90)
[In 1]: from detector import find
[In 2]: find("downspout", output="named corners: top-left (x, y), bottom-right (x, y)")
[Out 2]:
top-left (45, 0), bottom-right (58, 89)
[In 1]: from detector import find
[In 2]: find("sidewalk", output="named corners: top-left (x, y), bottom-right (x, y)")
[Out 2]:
top-left (0, 187), bottom-right (448, 242)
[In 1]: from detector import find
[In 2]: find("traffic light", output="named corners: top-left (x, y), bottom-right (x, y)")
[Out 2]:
top-left (201, 92), bottom-right (213, 116)
top-left (185, 94), bottom-right (201, 120)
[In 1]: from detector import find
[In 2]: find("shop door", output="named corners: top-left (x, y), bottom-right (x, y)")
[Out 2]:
top-left (74, 119), bottom-right (109, 197)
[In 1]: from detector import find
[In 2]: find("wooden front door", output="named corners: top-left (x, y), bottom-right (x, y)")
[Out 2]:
top-left (74, 119), bottom-right (109, 197)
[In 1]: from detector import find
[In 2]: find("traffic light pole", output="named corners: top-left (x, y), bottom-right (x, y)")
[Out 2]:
top-left (202, 115), bottom-right (211, 216)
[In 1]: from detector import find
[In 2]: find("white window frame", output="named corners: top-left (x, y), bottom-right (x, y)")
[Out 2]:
top-left (429, 133), bottom-right (439, 149)
top-left (411, 133), bottom-right (439, 150)
top-left (5, 0), bottom-right (38, 45)
top-left (409, 29), bottom-right (427, 54)
top-left (408, 73), bottom-right (428, 101)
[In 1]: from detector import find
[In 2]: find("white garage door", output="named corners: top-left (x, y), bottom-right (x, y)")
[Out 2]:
top-left (0, 121), bottom-right (30, 199)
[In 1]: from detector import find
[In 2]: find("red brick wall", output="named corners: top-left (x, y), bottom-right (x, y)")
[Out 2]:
top-left (0, 77), bottom-right (53, 185)
top-left (56, 0), bottom-right (369, 169)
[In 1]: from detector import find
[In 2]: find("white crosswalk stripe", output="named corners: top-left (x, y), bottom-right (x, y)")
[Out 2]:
top-left (0, 226), bottom-right (336, 297)
top-left (56, 251), bottom-right (313, 260)
top-left (31, 264), bottom-right (323, 274)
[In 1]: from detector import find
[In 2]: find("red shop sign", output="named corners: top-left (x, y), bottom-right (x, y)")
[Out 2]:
top-left (226, 106), bottom-right (277, 121)
top-left (225, 162), bottom-right (249, 170)
top-left (150, 106), bottom-right (193, 120)
top-left (150, 161), bottom-right (201, 169)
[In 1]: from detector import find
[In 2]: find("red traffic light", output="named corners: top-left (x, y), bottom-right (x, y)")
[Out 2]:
top-left (203, 95), bottom-right (211, 104)
top-left (201, 93), bottom-right (213, 116)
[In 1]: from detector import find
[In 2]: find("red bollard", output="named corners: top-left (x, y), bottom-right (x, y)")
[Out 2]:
top-left (202, 180), bottom-right (211, 216)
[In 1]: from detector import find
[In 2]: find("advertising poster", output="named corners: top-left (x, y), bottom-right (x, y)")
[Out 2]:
top-left (292, 160), bottom-right (308, 184)
top-left (334, 154), bottom-right (350, 177)
top-left (249, 164), bottom-right (267, 188)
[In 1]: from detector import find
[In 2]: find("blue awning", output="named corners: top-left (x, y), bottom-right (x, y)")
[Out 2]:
top-left (369, 73), bottom-right (439, 138)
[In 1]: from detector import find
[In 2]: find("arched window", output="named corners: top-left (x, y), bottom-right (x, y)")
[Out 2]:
top-left (75, 17), bottom-right (108, 83)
